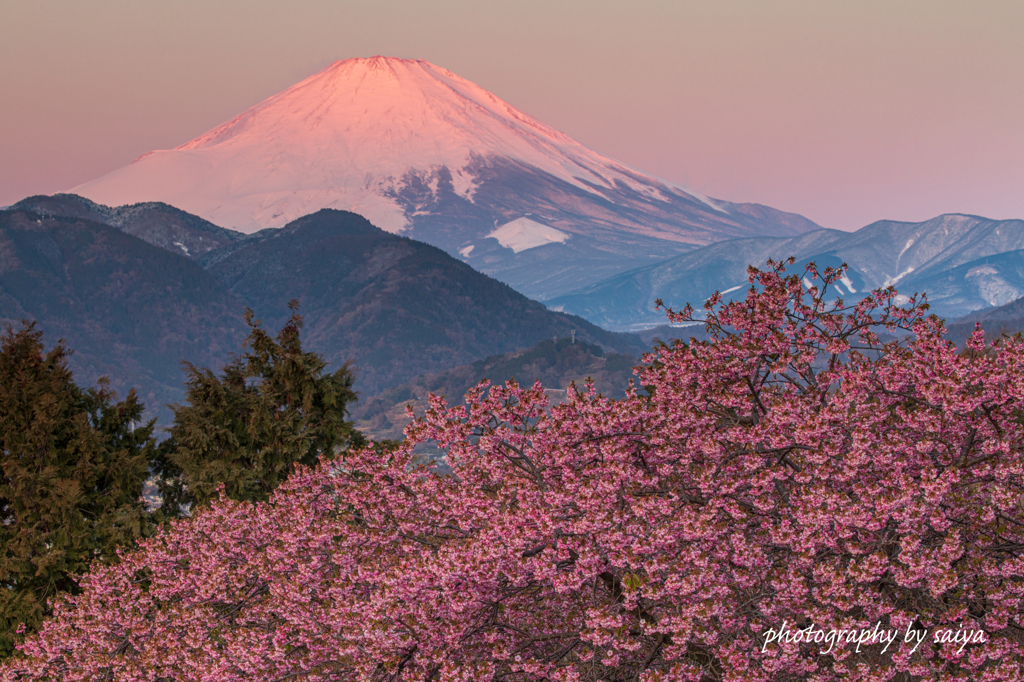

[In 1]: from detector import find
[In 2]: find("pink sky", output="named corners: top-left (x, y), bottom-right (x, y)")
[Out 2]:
top-left (1, 0), bottom-right (1022, 231)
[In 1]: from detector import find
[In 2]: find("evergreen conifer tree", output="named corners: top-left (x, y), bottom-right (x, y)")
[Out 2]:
top-left (156, 302), bottom-right (362, 512)
top-left (0, 323), bottom-right (154, 658)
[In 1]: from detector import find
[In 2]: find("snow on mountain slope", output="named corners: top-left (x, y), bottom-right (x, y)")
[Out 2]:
top-left (550, 214), bottom-right (1024, 328)
top-left (487, 218), bottom-right (569, 252)
top-left (72, 56), bottom-right (821, 299)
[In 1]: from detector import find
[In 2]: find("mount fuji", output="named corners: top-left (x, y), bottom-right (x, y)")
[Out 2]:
top-left (73, 56), bottom-right (821, 299)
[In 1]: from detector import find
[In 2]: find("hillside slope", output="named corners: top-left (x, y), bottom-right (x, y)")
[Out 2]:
top-left (0, 210), bottom-right (248, 419)
top-left (205, 209), bottom-right (646, 394)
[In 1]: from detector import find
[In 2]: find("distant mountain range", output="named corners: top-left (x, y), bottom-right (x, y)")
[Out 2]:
top-left (6, 194), bottom-right (1022, 431)
top-left (549, 213), bottom-right (1024, 329)
top-left (1, 199), bottom-right (644, 422)
top-left (68, 56), bottom-right (820, 300)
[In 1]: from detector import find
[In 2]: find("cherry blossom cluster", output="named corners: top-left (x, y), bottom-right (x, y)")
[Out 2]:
top-left (5, 260), bottom-right (1023, 681)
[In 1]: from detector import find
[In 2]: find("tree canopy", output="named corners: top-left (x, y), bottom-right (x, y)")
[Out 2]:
top-left (0, 323), bottom-right (153, 659)
top-left (5, 263), bottom-right (1024, 681)
top-left (155, 301), bottom-right (362, 513)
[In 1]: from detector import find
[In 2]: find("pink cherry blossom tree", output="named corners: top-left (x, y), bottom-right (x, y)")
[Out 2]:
top-left (4, 260), bottom-right (1023, 681)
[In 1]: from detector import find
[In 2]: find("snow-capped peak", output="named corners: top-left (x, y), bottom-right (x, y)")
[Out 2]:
top-left (72, 57), bottom-right (711, 233)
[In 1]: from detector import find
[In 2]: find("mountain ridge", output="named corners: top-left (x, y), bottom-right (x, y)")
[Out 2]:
top-left (70, 56), bottom-right (820, 299)
top-left (11, 193), bottom-right (244, 259)
top-left (550, 213), bottom-right (1024, 328)
top-left (352, 336), bottom-right (640, 442)
top-left (202, 208), bottom-right (646, 393)
top-left (0, 203), bottom-right (646, 421)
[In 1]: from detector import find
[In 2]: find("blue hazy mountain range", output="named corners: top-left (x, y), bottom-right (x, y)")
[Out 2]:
top-left (548, 214), bottom-right (1024, 330)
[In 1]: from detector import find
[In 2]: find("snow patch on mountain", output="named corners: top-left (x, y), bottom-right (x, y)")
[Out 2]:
top-left (488, 218), bottom-right (569, 253)
top-left (884, 266), bottom-right (916, 287)
top-left (451, 168), bottom-right (478, 201)
top-left (898, 238), bottom-right (915, 260)
top-left (966, 265), bottom-right (1021, 307)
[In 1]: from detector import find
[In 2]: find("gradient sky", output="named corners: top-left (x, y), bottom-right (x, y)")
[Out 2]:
top-left (1, 0), bottom-right (1022, 230)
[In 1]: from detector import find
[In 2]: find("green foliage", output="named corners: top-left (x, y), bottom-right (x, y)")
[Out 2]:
top-left (0, 322), bottom-right (154, 658)
top-left (156, 302), bottom-right (362, 512)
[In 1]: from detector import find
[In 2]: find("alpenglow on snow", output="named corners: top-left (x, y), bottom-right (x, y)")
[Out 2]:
top-left (72, 56), bottom-right (820, 299)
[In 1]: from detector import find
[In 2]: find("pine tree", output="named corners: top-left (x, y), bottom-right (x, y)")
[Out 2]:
top-left (0, 322), bottom-right (154, 658)
top-left (156, 302), bottom-right (362, 512)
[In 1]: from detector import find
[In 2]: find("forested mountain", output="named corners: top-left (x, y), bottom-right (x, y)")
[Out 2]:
top-left (0, 206), bottom-right (644, 421)
top-left (11, 193), bottom-right (244, 259)
top-left (0, 210), bottom-right (248, 419)
top-left (946, 293), bottom-right (1024, 345)
top-left (201, 209), bottom-right (645, 394)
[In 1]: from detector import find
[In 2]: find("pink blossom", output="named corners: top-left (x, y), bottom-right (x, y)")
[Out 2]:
top-left (4, 260), bottom-right (1023, 681)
